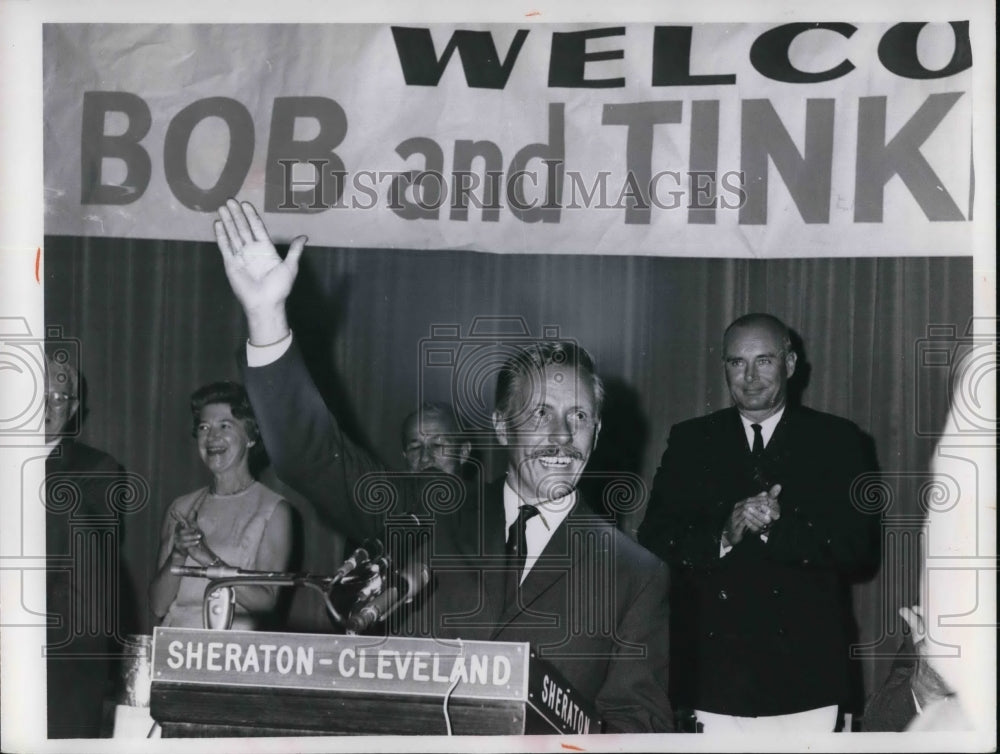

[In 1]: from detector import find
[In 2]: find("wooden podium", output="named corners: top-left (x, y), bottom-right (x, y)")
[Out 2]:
top-left (150, 627), bottom-right (602, 736)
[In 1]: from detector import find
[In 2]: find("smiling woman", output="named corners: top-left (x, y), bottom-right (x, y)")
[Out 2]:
top-left (148, 381), bottom-right (293, 629)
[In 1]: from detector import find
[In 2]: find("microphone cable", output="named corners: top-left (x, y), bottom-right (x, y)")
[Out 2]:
top-left (441, 638), bottom-right (466, 736)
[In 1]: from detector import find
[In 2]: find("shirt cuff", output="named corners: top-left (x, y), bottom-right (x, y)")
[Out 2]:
top-left (719, 540), bottom-right (733, 558)
top-left (760, 532), bottom-right (770, 544)
top-left (246, 332), bottom-right (293, 367)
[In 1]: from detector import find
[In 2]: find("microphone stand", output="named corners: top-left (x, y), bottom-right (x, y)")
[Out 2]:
top-left (170, 566), bottom-right (354, 630)
top-left (172, 538), bottom-right (391, 630)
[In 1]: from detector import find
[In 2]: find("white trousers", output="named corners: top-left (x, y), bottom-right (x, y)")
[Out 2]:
top-left (694, 705), bottom-right (838, 733)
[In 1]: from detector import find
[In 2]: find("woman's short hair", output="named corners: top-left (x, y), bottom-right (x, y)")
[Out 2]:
top-left (189, 381), bottom-right (261, 447)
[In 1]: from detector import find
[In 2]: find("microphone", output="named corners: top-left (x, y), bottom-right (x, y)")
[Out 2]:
top-left (333, 545), bottom-right (372, 582)
top-left (398, 554), bottom-right (431, 602)
top-left (171, 564), bottom-right (244, 579)
top-left (345, 551), bottom-right (432, 633)
top-left (346, 586), bottom-right (399, 633)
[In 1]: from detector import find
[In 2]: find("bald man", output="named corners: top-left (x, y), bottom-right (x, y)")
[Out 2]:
top-left (400, 402), bottom-right (471, 476)
top-left (639, 313), bottom-right (879, 733)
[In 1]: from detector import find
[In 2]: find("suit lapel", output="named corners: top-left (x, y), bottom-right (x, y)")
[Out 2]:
top-left (763, 406), bottom-right (794, 469)
top-left (489, 494), bottom-right (599, 638)
top-left (722, 408), bottom-right (759, 488)
top-left (726, 407), bottom-right (751, 455)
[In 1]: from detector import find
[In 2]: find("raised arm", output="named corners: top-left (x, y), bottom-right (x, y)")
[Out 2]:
top-left (214, 199), bottom-right (419, 542)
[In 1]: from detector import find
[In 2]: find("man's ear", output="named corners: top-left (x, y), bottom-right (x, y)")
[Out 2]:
top-left (592, 419), bottom-right (602, 452)
top-left (492, 411), bottom-right (509, 446)
top-left (458, 441), bottom-right (472, 464)
top-left (785, 350), bottom-right (798, 379)
top-left (66, 399), bottom-right (81, 425)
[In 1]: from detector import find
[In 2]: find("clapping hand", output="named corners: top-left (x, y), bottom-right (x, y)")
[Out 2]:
top-left (723, 484), bottom-right (781, 546)
top-left (750, 484), bottom-right (781, 534)
top-left (170, 510), bottom-right (217, 566)
top-left (214, 199), bottom-right (307, 345)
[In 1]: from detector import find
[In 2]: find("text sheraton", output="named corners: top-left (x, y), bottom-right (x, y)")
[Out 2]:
top-left (164, 639), bottom-right (513, 686)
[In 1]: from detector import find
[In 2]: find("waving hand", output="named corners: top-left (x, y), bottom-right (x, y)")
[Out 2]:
top-left (214, 199), bottom-right (307, 345)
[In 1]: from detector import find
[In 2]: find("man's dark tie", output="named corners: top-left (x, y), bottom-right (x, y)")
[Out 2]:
top-left (750, 423), bottom-right (770, 489)
top-left (505, 505), bottom-right (540, 604)
top-left (751, 423), bottom-right (764, 456)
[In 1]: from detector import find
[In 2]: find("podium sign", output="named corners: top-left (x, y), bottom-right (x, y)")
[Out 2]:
top-left (150, 628), bottom-right (601, 736)
top-left (153, 627), bottom-right (527, 700)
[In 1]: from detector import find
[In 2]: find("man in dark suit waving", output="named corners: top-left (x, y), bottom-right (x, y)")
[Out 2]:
top-left (212, 199), bottom-right (672, 733)
top-left (638, 313), bottom-right (877, 733)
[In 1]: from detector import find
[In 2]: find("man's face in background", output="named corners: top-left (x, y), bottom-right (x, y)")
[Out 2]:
top-left (402, 412), bottom-right (470, 475)
top-left (44, 363), bottom-right (78, 441)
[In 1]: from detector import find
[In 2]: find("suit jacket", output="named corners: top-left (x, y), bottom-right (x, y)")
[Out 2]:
top-left (637, 405), bottom-right (877, 717)
top-left (45, 439), bottom-right (126, 737)
top-left (243, 343), bottom-right (673, 733)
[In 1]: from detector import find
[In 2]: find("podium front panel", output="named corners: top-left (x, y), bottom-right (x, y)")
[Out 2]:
top-left (150, 628), bottom-right (601, 736)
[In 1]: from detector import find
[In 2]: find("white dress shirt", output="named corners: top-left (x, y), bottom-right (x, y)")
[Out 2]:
top-left (738, 406), bottom-right (784, 452)
top-left (246, 332), bottom-right (293, 367)
top-left (502, 481), bottom-right (575, 584)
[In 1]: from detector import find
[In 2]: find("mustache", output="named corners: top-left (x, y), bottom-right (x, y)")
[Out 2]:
top-left (529, 447), bottom-right (585, 461)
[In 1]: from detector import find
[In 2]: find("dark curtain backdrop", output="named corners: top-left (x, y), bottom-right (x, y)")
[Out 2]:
top-left (44, 235), bottom-right (971, 708)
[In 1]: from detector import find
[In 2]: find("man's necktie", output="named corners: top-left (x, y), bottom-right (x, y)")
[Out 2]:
top-left (750, 423), bottom-right (770, 489)
top-left (505, 504), bottom-right (540, 603)
top-left (751, 423), bottom-right (764, 456)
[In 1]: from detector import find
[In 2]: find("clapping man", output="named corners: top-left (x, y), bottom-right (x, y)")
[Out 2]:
top-left (639, 314), bottom-right (877, 733)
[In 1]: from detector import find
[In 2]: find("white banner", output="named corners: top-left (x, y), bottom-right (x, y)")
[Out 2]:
top-left (44, 22), bottom-right (974, 255)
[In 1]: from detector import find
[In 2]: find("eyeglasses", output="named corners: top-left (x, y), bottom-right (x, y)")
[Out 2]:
top-left (46, 391), bottom-right (78, 406)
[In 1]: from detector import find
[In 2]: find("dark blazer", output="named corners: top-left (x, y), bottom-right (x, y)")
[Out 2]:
top-left (46, 439), bottom-right (126, 738)
top-left (243, 343), bottom-right (673, 733)
top-left (637, 405), bottom-right (877, 717)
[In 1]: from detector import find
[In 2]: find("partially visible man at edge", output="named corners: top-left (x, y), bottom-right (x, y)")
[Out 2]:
top-left (44, 355), bottom-right (129, 737)
top-left (210, 199), bottom-right (673, 733)
top-left (639, 313), bottom-right (877, 733)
